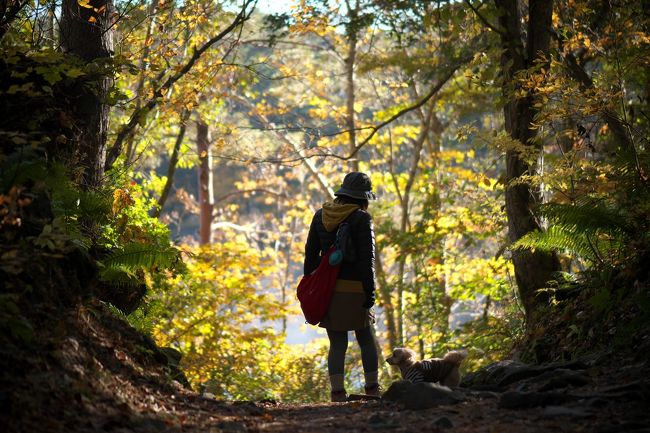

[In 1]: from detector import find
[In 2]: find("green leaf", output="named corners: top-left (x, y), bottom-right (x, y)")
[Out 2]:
top-left (101, 242), bottom-right (180, 271)
top-left (65, 67), bottom-right (85, 78)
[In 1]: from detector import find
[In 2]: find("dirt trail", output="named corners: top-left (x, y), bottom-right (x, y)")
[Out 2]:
top-left (3, 303), bottom-right (649, 433)
top-left (94, 366), bottom-right (648, 433)
top-left (146, 360), bottom-right (649, 433)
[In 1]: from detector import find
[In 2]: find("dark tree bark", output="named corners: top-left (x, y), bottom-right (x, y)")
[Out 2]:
top-left (196, 119), bottom-right (213, 246)
top-left (494, 0), bottom-right (560, 323)
top-left (60, 0), bottom-right (114, 188)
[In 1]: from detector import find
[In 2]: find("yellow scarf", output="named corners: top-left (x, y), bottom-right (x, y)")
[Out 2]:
top-left (321, 201), bottom-right (360, 232)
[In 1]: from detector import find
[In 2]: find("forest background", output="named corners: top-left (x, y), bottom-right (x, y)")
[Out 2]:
top-left (1, 0), bottom-right (648, 404)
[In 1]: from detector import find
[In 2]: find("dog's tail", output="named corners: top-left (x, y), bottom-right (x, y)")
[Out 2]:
top-left (443, 350), bottom-right (467, 365)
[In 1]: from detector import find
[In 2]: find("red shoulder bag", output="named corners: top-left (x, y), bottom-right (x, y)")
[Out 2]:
top-left (296, 247), bottom-right (341, 325)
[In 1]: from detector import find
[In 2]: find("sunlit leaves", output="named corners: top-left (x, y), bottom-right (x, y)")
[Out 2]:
top-left (147, 239), bottom-right (332, 401)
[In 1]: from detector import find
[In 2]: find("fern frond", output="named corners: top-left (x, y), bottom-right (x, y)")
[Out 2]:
top-left (105, 302), bottom-right (129, 319)
top-left (99, 265), bottom-right (141, 286)
top-left (513, 225), bottom-right (597, 261)
top-left (126, 299), bottom-right (165, 335)
top-left (538, 202), bottom-right (627, 235)
top-left (101, 242), bottom-right (180, 271)
top-left (513, 198), bottom-right (630, 264)
top-left (104, 300), bottom-right (159, 335)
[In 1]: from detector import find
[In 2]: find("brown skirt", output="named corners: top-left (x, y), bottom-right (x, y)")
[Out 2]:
top-left (318, 279), bottom-right (375, 331)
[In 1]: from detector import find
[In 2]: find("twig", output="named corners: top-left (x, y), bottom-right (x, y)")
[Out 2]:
top-left (463, 0), bottom-right (505, 36)
top-left (342, 61), bottom-right (465, 161)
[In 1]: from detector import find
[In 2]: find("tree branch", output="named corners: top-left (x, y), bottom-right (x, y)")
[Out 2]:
top-left (151, 108), bottom-right (191, 218)
top-left (339, 59), bottom-right (466, 161)
top-left (211, 58), bottom-right (469, 167)
top-left (105, 0), bottom-right (256, 171)
top-left (463, 0), bottom-right (505, 36)
top-left (0, 0), bottom-right (30, 41)
top-left (228, 93), bottom-right (335, 200)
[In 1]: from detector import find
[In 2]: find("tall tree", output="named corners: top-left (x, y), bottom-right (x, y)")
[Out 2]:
top-left (197, 118), bottom-right (214, 245)
top-left (59, 0), bottom-right (114, 188)
top-left (492, 0), bottom-right (560, 322)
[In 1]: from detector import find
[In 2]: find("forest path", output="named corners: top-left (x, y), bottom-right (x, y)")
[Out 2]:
top-left (139, 372), bottom-right (648, 433)
top-left (4, 304), bottom-right (648, 433)
top-left (133, 356), bottom-right (649, 433)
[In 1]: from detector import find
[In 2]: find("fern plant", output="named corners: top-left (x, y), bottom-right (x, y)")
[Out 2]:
top-left (105, 298), bottom-right (164, 336)
top-left (97, 242), bottom-right (185, 312)
top-left (511, 200), bottom-right (629, 268)
top-left (100, 242), bottom-right (182, 271)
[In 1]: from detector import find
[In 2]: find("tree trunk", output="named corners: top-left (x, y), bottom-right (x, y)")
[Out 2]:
top-left (425, 113), bottom-right (448, 354)
top-left (197, 119), bottom-right (213, 245)
top-left (152, 109), bottom-right (191, 218)
top-left (345, 24), bottom-right (359, 172)
top-left (343, 0), bottom-right (360, 172)
top-left (59, 0), bottom-right (113, 188)
top-left (375, 252), bottom-right (398, 352)
top-left (495, 0), bottom-right (560, 323)
top-left (124, 0), bottom-right (159, 165)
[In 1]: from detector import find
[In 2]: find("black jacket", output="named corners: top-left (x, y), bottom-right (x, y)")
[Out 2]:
top-left (303, 208), bottom-right (376, 297)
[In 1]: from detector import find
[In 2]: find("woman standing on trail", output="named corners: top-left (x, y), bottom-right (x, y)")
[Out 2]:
top-left (303, 172), bottom-right (379, 402)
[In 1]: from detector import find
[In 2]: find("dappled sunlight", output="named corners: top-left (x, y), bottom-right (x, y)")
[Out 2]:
top-left (1, 0), bottom-right (648, 431)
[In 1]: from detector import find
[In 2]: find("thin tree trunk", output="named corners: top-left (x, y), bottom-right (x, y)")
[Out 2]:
top-left (425, 112), bottom-right (447, 354)
top-left (48, 0), bottom-right (55, 47)
top-left (280, 217), bottom-right (297, 334)
top-left (413, 260), bottom-right (425, 360)
top-left (59, 0), bottom-right (113, 188)
top-left (344, 1), bottom-right (359, 172)
top-left (396, 259), bottom-right (405, 347)
top-left (197, 118), bottom-right (213, 245)
top-left (393, 104), bottom-right (432, 347)
top-left (375, 251), bottom-right (398, 352)
top-left (495, 0), bottom-right (560, 324)
top-left (124, 0), bottom-right (159, 165)
top-left (152, 109), bottom-right (191, 218)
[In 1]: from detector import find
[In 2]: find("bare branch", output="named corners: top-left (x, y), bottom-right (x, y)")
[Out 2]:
top-left (228, 93), bottom-right (335, 199)
top-left (214, 188), bottom-right (287, 206)
top-left (340, 60), bottom-right (465, 161)
top-left (241, 38), bottom-right (331, 51)
top-left (211, 58), bottom-right (469, 167)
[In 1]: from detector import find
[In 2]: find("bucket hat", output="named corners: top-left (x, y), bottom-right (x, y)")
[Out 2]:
top-left (334, 172), bottom-right (377, 200)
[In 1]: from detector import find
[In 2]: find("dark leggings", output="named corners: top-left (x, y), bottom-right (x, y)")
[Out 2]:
top-left (326, 327), bottom-right (378, 375)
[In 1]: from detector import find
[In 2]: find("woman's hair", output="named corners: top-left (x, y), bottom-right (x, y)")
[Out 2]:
top-left (334, 195), bottom-right (369, 210)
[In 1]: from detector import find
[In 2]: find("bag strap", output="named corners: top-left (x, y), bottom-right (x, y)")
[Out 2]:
top-left (320, 208), bottom-right (364, 253)
top-left (334, 209), bottom-right (363, 248)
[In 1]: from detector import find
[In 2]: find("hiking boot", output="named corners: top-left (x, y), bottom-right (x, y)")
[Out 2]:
top-left (330, 390), bottom-right (347, 402)
top-left (364, 383), bottom-right (381, 397)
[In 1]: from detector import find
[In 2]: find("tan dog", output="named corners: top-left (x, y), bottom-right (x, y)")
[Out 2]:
top-left (386, 348), bottom-right (467, 387)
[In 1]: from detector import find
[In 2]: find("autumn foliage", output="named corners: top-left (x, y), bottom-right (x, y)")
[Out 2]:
top-left (1, 0), bottom-right (648, 404)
